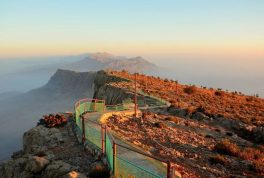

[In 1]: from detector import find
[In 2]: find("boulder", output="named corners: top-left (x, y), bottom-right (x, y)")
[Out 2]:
top-left (252, 126), bottom-right (264, 143)
top-left (42, 160), bottom-right (75, 178)
top-left (25, 156), bottom-right (49, 173)
top-left (23, 126), bottom-right (65, 153)
top-left (167, 107), bottom-right (187, 118)
top-left (191, 112), bottom-right (209, 120)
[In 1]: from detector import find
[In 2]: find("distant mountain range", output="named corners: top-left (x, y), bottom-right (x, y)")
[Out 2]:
top-left (0, 52), bottom-right (159, 93)
top-left (63, 52), bottom-right (158, 73)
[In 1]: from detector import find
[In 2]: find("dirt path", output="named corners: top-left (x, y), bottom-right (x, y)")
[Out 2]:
top-left (83, 111), bottom-right (168, 178)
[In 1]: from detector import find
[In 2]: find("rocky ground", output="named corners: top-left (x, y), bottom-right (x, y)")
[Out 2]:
top-left (106, 110), bottom-right (264, 178)
top-left (0, 115), bottom-right (109, 178)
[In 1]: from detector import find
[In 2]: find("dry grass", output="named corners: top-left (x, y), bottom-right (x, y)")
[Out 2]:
top-left (214, 139), bottom-right (239, 156)
top-left (214, 139), bottom-right (264, 174)
top-left (184, 85), bottom-right (197, 94)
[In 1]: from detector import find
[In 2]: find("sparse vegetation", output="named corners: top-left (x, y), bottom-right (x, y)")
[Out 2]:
top-left (38, 114), bottom-right (67, 128)
top-left (214, 91), bottom-right (224, 97)
top-left (214, 139), bottom-right (239, 156)
top-left (153, 122), bottom-right (166, 128)
top-left (214, 139), bottom-right (264, 174)
top-left (89, 164), bottom-right (110, 178)
top-left (164, 116), bottom-right (180, 124)
top-left (184, 85), bottom-right (197, 94)
top-left (110, 71), bottom-right (264, 125)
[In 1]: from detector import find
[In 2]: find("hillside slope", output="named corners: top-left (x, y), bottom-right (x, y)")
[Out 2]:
top-left (0, 69), bottom-right (95, 160)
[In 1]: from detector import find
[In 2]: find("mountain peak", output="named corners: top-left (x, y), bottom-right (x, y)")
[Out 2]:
top-left (64, 53), bottom-right (159, 74)
top-left (88, 52), bottom-right (115, 63)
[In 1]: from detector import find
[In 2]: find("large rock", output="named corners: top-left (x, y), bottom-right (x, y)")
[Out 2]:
top-left (167, 107), bottom-right (187, 118)
top-left (42, 160), bottom-right (76, 178)
top-left (23, 125), bottom-right (65, 153)
top-left (25, 156), bottom-right (49, 173)
top-left (191, 111), bottom-right (209, 120)
top-left (252, 126), bottom-right (264, 143)
top-left (0, 154), bottom-right (33, 178)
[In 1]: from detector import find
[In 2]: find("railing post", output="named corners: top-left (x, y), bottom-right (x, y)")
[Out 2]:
top-left (101, 125), bottom-right (105, 154)
top-left (104, 126), bottom-right (107, 153)
top-left (134, 73), bottom-right (137, 117)
top-left (81, 116), bottom-right (86, 146)
top-left (167, 161), bottom-right (171, 178)
top-left (94, 99), bottom-right (97, 112)
top-left (113, 141), bottom-right (116, 175)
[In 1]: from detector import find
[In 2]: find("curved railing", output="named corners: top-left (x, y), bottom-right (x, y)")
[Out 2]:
top-left (74, 98), bottom-right (176, 178)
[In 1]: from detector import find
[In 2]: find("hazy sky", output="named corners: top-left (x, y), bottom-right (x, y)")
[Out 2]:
top-left (1, 0), bottom-right (264, 59)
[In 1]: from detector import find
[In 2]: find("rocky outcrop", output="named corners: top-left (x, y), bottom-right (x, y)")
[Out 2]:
top-left (23, 126), bottom-right (65, 153)
top-left (0, 125), bottom-right (90, 178)
top-left (93, 71), bottom-right (133, 104)
top-left (25, 156), bottom-right (50, 173)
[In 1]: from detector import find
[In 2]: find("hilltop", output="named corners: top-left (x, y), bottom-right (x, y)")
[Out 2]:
top-left (0, 69), bottom-right (263, 177)
top-left (94, 70), bottom-right (264, 177)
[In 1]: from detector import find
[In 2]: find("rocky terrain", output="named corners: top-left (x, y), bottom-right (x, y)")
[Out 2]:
top-left (1, 69), bottom-right (263, 178)
top-left (95, 70), bottom-right (264, 177)
top-left (0, 114), bottom-right (109, 178)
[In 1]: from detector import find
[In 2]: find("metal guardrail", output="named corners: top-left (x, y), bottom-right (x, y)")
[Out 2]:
top-left (74, 98), bottom-right (176, 178)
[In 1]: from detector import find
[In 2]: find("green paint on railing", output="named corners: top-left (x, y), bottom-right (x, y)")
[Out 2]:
top-left (106, 133), bottom-right (113, 170)
top-left (74, 99), bottom-right (167, 178)
top-left (85, 122), bottom-right (102, 149)
top-left (116, 156), bottom-right (163, 178)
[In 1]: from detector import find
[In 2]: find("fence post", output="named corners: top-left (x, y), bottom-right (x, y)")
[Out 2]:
top-left (167, 161), bottom-right (171, 178)
top-left (134, 73), bottom-right (137, 117)
top-left (113, 141), bottom-right (116, 175)
top-left (101, 125), bottom-right (105, 154)
top-left (81, 116), bottom-right (86, 147)
top-left (94, 99), bottom-right (97, 111)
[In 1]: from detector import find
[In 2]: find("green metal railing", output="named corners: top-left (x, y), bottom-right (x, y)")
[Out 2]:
top-left (74, 98), bottom-right (173, 178)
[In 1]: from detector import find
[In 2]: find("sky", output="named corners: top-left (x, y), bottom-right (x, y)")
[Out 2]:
top-left (0, 0), bottom-right (263, 59)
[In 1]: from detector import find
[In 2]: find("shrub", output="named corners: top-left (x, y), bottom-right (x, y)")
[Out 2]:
top-left (184, 85), bottom-right (197, 94)
top-left (154, 122), bottom-right (166, 128)
top-left (196, 106), bottom-right (206, 113)
top-left (214, 139), bottom-right (239, 157)
top-left (246, 97), bottom-right (254, 102)
top-left (209, 154), bottom-right (228, 165)
top-left (89, 164), bottom-right (110, 178)
top-left (239, 147), bottom-right (264, 161)
top-left (215, 91), bottom-right (224, 97)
